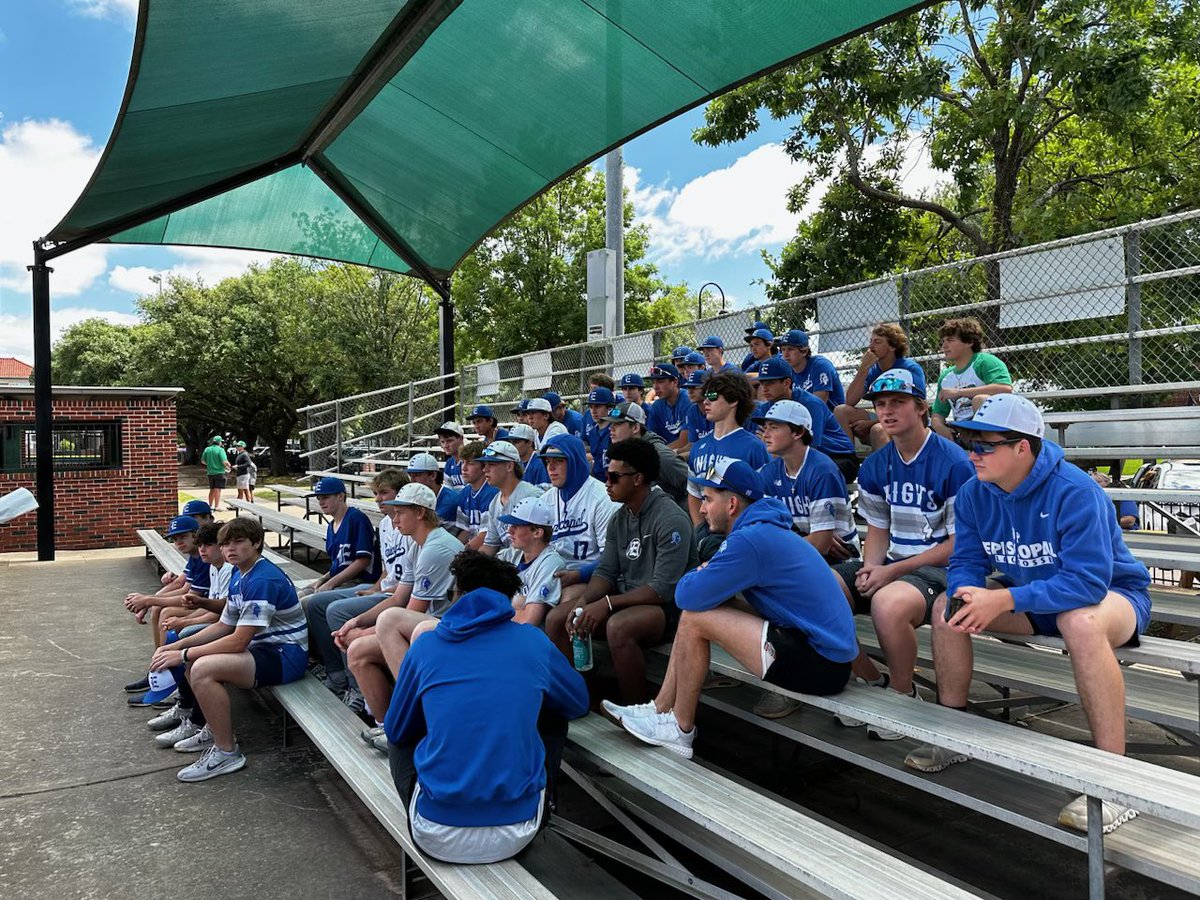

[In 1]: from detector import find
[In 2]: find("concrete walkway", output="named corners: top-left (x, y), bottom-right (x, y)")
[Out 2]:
top-left (0, 550), bottom-right (406, 900)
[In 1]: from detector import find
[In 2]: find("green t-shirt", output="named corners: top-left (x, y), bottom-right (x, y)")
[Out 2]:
top-left (201, 444), bottom-right (229, 475)
top-left (932, 352), bottom-right (1012, 420)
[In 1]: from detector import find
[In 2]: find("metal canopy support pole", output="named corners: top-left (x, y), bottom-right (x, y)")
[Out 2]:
top-left (436, 279), bottom-right (456, 417)
top-left (29, 243), bottom-right (55, 561)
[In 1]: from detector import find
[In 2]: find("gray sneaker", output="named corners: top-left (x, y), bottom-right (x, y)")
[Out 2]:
top-left (360, 725), bottom-right (384, 746)
top-left (156, 717), bottom-right (199, 748)
top-left (341, 686), bottom-right (365, 714)
top-left (835, 675), bottom-right (888, 728)
top-left (177, 745), bottom-right (246, 783)
top-left (752, 690), bottom-right (801, 719)
top-left (868, 687), bottom-right (921, 741)
top-left (904, 744), bottom-right (969, 773)
top-left (370, 731), bottom-right (390, 753)
top-left (147, 702), bottom-right (189, 731)
top-left (173, 723), bottom-right (214, 753)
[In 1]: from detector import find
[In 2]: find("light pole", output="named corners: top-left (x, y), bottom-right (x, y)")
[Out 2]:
top-left (149, 274), bottom-right (162, 295)
top-left (697, 282), bottom-right (725, 320)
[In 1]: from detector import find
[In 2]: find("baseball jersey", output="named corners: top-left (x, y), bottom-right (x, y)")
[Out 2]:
top-left (207, 561), bottom-right (234, 602)
top-left (687, 427), bottom-right (770, 498)
top-left (435, 486), bottom-right (461, 532)
top-left (523, 453), bottom-right (551, 487)
top-left (183, 552), bottom-right (211, 597)
top-left (503, 545), bottom-right (567, 609)
top-left (325, 507), bottom-right (376, 579)
top-left (563, 408), bottom-right (586, 437)
top-left (932, 352), bottom-right (1013, 421)
top-left (537, 421), bottom-right (569, 451)
top-left (538, 477), bottom-right (617, 569)
top-left (378, 514), bottom-right (407, 591)
top-left (647, 394), bottom-right (693, 444)
top-left (455, 481), bottom-right (499, 539)
top-left (399, 527), bottom-right (461, 617)
top-left (221, 557), bottom-right (307, 650)
top-left (684, 403), bottom-right (713, 443)
top-left (791, 355), bottom-right (846, 407)
top-left (588, 423), bottom-right (613, 482)
top-left (483, 481), bottom-right (544, 550)
top-left (759, 452), bottom-right (859, 546)
top-left (443, 456), bottom-right (465, 490)
top-left (857, 431), bottom-right (974, 562)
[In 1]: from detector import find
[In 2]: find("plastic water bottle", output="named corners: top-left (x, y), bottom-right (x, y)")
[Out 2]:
top-left (571, 608), bottom-right (593, 672)
top-left (165, 629), bottom-right (178, 645)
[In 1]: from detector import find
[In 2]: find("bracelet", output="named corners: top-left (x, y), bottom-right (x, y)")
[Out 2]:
top-left (180, 647), bottom-right (189, 664)
top-left (605, 595), bottom-right (614, 613)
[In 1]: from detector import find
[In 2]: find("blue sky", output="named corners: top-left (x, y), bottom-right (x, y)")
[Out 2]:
top-left (0, 1), bottom-right (843, 363)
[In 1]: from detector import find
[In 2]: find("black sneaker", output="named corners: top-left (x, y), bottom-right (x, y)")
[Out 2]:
top-left (127, 691), bottom-right (156, 707)
top-left (124, 675), bottom-right (150, 693)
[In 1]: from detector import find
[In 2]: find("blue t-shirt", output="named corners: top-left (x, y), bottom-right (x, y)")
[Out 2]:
top-left (792, 355), bottom-right (845, 407)
top-left (646, 394), bottom-right (693, 444)
top-left (436, 486), bottom-right (461, 531)
top-left (865, 357), bottom-right (927, 396)
top-left (523, 454), bottom-right (550, 487)
top-left (588, 423), bottom-right (613, 482)
top-left (443, 456), bottom-right (465, 490)
top-left (751, 390), bottom-right (854, 457)
top-left (684, 403), bottom-right (712, 443)
top-left (183, 552), bottom-right (211, 597)
top-left (857, 432), bottom-right (973, 562)
top-left (455, 481), bottom-right (500, 535)
top-left (326, 506), bottom-right (376, 580)
top-left (759, 452), bottom-right (858, 545)
top-left (563, 408), bottom-right (586, 438)
top-left (687, 427), bottom-right (770, 499)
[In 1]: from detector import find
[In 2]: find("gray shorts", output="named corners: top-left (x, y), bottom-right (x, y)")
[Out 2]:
top-left (833, 559), bottom-right (947, 626)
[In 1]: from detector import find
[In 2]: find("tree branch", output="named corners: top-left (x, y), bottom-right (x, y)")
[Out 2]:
top-left (959, 0), bottom-right (996, 88)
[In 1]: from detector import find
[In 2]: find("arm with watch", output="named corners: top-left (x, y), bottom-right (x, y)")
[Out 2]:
top-left (148, 621), bottom-right (259, 671)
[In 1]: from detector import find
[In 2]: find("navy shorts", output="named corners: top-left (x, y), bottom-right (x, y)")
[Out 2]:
top-left (250, 643), bottom-right (308, 687)
top-left (1024, 588), bottom-right (1148, 648)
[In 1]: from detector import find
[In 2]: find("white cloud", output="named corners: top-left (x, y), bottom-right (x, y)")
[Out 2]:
top-left (67, 0), bottom-right (138, 23)
top-left (0, 306), bottom-right (139, 365)
top-left (108, 247), bottom-right (281, 297)
top-left (0, 118), bottom-right (111, 297)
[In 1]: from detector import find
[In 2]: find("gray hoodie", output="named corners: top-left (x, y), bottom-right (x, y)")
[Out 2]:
top-left (594, 486), bottom-right (698, 603)
top-left (643, 429), bottom-right (689, 509)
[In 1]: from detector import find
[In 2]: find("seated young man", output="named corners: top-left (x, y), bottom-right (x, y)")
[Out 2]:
top-left (469, 404), bottom-right (508, 445)
top-left (741, 327), bottom-right (776, 374)
top-left (686, 370), bottom-right (769, 526)
top-left (453, 441), bottom-right (499, 545)
top-left (535, 434), bottom-right (617, 571)
top-left (930, 316), bottom-right (1013, 440)
top-left (124, 514), bottom-right (211, 701)
top-left (497, 497), bottom-right (566, 627)
top-left (619, 373), bottom-right (651, 415)
top-left (607, 401), bottom-right (689, 508)
top-left (779, 329), bottom-right (846, 409)
top-left (384, 551), bottom-right (589, 864)
top-left (159, 522), bottom-right (233, 644)
top-left (831, 369), bottom-right (974, 739)
top-left (585, 386), bottom-right (617, 481)
top-left (548, 439), bottom-right (698, 703)
top-left (435, 421), bottom-right (467, 489)
top-left (606, 460), bottom-right (856, 757)
top-left (301, 476), bottom-right (377, 601)
top-left (646, 363), bottom-right (692, 452)
top-left (342, 483), bottom-right (461, 727)
top-left (478, 440), bottom-right (542, 554)
top-left (305, 469), bottom-right (407, 704)
top-left (526, 397), bottom-right (568, 450)
top-left (506, 423), bottom-right (551, 488)
top-left (677, 369), bottom-right (711, 459)
top-left (904, 395), bottom-right (1151, 834)
top-left (755, 400), bottom-right (859, 565)
top-left (406, 452), bottom-right (460, 534)
top-left (679, 350), bottom-right (706, 382)
top-left (836, 323), bottom-right (926, 449)
top-left (181, 499), bottom-right (215, 525)
top-left (544, 391), bottom-right (585, 438)
top-left (148, 517), bottom-right (308, 782)
top-left (698, 335), bottom-right (736, 375)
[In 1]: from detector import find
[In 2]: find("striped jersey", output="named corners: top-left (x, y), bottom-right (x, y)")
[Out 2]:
top-left (221, 557), bottom-right (307, 650)
top-left (443, 456), bottom-right (465, 490)
top-left (687, 427), bottom-right (770, 499)
top-left (759, 452), bottom-right (859, 546)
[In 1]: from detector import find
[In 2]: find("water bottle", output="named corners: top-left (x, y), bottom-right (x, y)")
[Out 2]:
top-left (571, 608), bottom-right (593, 672)
top-left (165, 629), bottom-right (179, 645)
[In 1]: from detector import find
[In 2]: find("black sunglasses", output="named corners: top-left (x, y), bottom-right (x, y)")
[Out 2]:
top-left (955, 436), bottom-right (1024, 455)
top-left (704, 391), bottom-right (721, 402)
top-left (605, 469), bottom-right (639, 483)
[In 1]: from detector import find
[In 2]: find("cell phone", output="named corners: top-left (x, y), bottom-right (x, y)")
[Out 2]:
top-left (945, 594), bottom-right (966, 622)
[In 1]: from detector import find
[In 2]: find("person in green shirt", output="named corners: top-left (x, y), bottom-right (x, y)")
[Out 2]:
top-left (200, 435), bottom-right (231, 512)
top-left (930, 317), bottom-right (1013, 440)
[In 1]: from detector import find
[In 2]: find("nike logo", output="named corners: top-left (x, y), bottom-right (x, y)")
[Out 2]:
top-left (1040, 512), bottom-right (1050, 518)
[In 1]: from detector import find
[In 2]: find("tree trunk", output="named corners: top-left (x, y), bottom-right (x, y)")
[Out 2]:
top-left (270, 442), bottom-right (289, 477)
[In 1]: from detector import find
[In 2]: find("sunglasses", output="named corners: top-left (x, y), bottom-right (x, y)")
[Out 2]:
top-left (605, 469), bottom-right (639, 483)
top-left (956, 436), bottom-right (1023, 455)
top-left (870, 376), bottom-right (912, 394)
top-left (704, 391), bottom-right (722, 402)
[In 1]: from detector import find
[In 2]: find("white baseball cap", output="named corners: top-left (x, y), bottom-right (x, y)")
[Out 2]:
top-left (406, 452), bottom-right (441, 473)
top-left (525, 397), bottom-right (552, 414)
top-left (950, 393), bottom-right (1045, 438)
top-left (381, 482), bottom-right (437, 510)
top-left (751, 399), bottom-right (812, 431)
top-left (506, 423), bottom-right (538, 444)
top-left (434, 421), bottom-right (464, 437)
top-left (479, 440), bottom-right (521, 464)
top-left (499, 496), bottom-right (553, 527)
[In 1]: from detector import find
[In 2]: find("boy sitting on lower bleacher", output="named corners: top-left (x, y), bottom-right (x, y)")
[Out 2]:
top-left (497, 496), bottom-right (565, 628)
top-left (159, 522), bottom-right (232, 639)
top-left (905, 395), bottom-right (1151, 834)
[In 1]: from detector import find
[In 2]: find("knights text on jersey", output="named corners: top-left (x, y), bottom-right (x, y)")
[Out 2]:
top-left (687, 428), bottom-right (770, 498)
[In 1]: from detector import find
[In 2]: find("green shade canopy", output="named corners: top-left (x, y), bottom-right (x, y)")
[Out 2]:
top-left (45, 0), bottom-right (929, 286)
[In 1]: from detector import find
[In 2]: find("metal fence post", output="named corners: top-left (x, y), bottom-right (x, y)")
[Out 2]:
top-left (333, 399), bottom-right (343, 473)
top-left (1125, 229), bottom-right (1143, 388)
top-left (407, 382), bottom-right (415, 450)
top-left (898, 274), bottom-right (911, 332)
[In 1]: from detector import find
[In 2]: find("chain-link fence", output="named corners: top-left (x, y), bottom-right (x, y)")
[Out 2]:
top-left (306, 208), bottom-right (1200, 473)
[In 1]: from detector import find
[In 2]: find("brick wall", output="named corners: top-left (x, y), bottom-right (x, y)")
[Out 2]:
top-left (0, 393), bottom-right (178, 552)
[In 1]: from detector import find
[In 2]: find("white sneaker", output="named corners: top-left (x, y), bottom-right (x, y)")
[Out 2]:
top-left (177, 744), bottom-right (246, 783)
top-left (173, 723), bottom-right (214, 753)
top-left (867, 687), bottom-right (921, 741)
top-left (835, 675), bottom-right (888, 728)
top-left (752, 691), bottom-right (801, 719)
top-left (147, 701), bottom-right (188, 732)
top-left (360, 725), bottom-right (384, 746)
top-left (1058, 795), bottom-right (1138, 834)
top-left (155, 717), bottom-right (200, 748)
top-left (601, 699), bottom-right (656, 723)
top-left (621, 711), bottom-right (695, 759)
top-left (904, 744), bottom-right (969, 773)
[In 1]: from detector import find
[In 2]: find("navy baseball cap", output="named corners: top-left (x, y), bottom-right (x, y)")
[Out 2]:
top-left (620, 373), bottom-right (645, 389)
top-left (543, 391), bottom-right (565, 409)
top-left (745, 320), bottom-right (770, 335)
top-left (683, 370), bottom-right (708, 388)
top-left (683, 351), bottom-right (706, 367)
top-left (779, 329), bottom-right (810, 348)
top-left (689, 459), bottom-right (764, 502)
top-left (754, 357), bottom-right (793, 381)
top-left (181, 499), bottom-right (211, 517)
top-left (649, 363), bottom-right (681, 381)
top-left (587, 387), bottom-right (616, 405)
top-left (514, 398), bottom-right (530, 413)
top-left (165, 515), bottom-right (200, 538)
top-left (309, 476), bottom-right (347, 496)
top-left (698, 335), bottom-right (724, 350)
top-left (670, 345), bottom-right (694, 362)
top-left (748, 327), bottom-right (775, 343)
top-left (864, 368), bottom-right (925, 401)
top-left (470, 404), bottom-right (497, 421)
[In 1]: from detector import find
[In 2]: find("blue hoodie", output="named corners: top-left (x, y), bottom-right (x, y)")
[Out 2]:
top-left (384, 587), bottom-right (589, 828)
top-left (675, 498), bottom-right (858, 663)
top-left (949, 441), bottom-right (1151, 634)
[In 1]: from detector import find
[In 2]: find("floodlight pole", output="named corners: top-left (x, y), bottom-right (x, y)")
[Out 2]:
top-left (28, 242), bottom-right (56, 561)
top-left (605, 147), bottom-right (625, 336)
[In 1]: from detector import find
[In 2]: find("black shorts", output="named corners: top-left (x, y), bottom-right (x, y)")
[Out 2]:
top-left (833, 559), bottom-right (946, 625)
top-left (762, 624), bottom-right (851, 696)
top-left (208, 474), bottom-right (227, 489)
top-left (827, 453), bottom-right (860, 484)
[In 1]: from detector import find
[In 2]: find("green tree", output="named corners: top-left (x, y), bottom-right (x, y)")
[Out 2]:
top-left (51, 318), bottom-right (138, 387)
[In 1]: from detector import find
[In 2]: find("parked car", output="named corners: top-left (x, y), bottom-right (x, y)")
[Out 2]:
top-left (1131, 459), bottom-right (1200, 537)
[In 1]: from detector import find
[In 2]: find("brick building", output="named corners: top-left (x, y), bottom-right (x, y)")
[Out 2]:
top-left (0, 386), bottom-right (182, 553)
top-left (0, 357), bottom-right (33, 386)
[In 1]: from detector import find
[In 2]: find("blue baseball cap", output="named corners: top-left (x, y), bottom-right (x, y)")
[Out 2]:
top-left (587, 387), bottom-right (616, 406)
top-left (689, 458), bottom-right (764, 502)
top-left (670, 345), bottom-right (694, 362)
top-left (620, 373), bottom-right (644, 389)
top-left (683, 350), bottom-right (706, 367)
top-left (754, 357), bottom-right (793, 381)
top-left (748, 327), bottom-right (775, 343)
top-left (470, 404), bottom-right (497, 421)
top-left (745, 320), bottom-right (770, 335)
top-left (165, 515), bottom-right (200, 538)
top-left (779, 329), bottom-right (810, 348)
top-left (864, 368), bottom-right (925, 402)
top-left (543, 391), bottom-right (565, 409)
top-left (698, 335), bottom-right (724, 350)
top-left (514, 398), bottom-right (530, 413)
top-left (649, 363), bottom-right (681, 382)
top-left (309, 476), bottom-right (347, 496)
top-left (181, 499), bottom-right (211, 517)
top-left (683, 370), bottom-right (708, 388)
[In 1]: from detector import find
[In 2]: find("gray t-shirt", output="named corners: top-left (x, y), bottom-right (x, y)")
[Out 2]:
top-left (483, 481), bottom-right (543, 550)
top-left (400, 527), bottom-right (461, 617)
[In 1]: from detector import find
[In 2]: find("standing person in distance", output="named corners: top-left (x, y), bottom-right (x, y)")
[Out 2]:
top-left (200, 435), bottom-right (231, 512)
